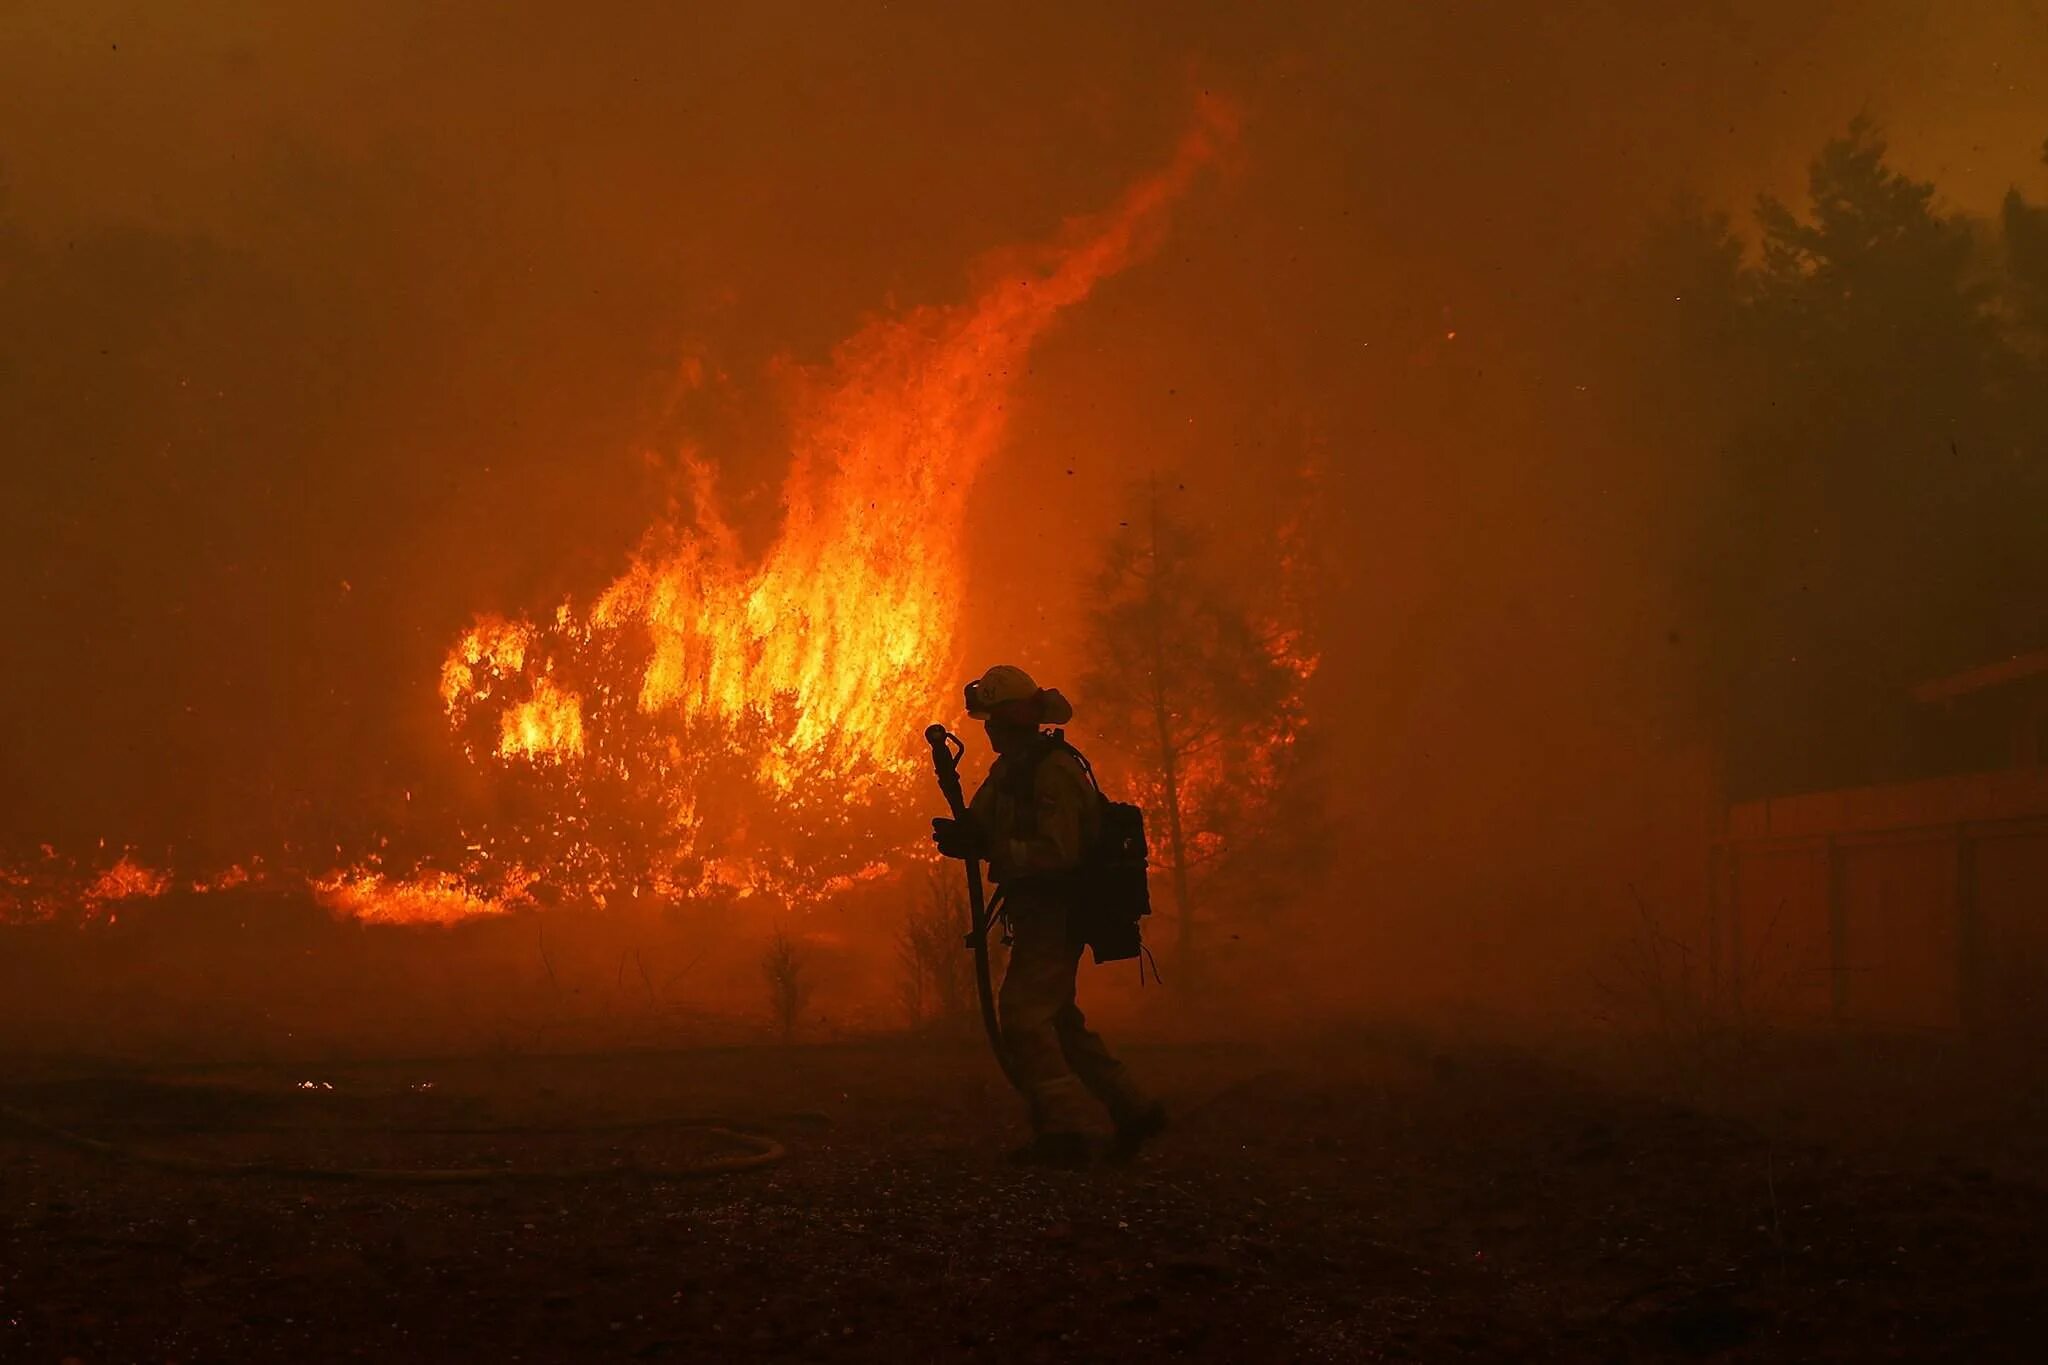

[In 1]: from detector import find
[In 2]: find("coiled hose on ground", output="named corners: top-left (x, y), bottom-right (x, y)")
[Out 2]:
top-left (0, 1096), bottom-right (818, 1183)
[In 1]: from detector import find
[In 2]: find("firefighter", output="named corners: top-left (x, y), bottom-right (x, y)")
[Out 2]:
top-left (931, 664), bottom-right (1167, 1169)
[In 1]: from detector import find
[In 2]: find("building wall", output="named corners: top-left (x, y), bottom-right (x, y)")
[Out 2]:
top-left (1715, 770), bottom-right (2048, 1033)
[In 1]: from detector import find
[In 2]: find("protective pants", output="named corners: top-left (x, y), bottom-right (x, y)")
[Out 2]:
top-left (997, 893), bottom-right (1147, 1136)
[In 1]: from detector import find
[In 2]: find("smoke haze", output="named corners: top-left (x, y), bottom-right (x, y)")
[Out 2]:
top-left (6, 1), bottom-right (2048, 1014)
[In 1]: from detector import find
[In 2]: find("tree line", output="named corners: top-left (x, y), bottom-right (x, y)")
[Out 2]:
top-left (1618, 124), bottom-right (2048, 797)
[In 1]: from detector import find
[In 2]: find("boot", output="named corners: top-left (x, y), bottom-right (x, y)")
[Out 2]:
top-left (1106, 1100), bottom-right (1167, 1165)
top-left (1007, 1131), bottom-right (1093, 1171)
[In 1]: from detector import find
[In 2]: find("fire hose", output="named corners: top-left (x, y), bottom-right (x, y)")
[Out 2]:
top-left (923, 723), bottom-right (1023, 1093)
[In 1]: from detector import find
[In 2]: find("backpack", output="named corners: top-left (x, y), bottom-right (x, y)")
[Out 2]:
top-left (1020, 731), bottom-right (1151, 964)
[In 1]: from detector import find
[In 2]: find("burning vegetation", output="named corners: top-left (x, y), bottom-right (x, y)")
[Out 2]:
top-left (0, 99), bottom-right (1279, 940)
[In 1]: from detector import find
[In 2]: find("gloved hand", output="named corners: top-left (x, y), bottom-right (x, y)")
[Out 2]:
top-left (931, 816), bottom-right (987, 861)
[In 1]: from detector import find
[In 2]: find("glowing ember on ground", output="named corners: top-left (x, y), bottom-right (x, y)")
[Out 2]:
top-left (83, 854), bottom-right (171, 907)
top-left (189, 864), bottom-right (255, 893)
top-left (309, 869), bottom-right (531, 927)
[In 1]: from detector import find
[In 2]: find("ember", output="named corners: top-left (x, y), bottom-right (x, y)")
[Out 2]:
top-left (83, 853), bottom-right (170, 908)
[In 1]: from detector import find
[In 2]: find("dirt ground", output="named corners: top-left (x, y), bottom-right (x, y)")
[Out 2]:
top-left (1, 1030), bottom-right (2043, 1363)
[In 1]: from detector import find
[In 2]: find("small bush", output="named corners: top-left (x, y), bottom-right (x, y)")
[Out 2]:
top-left (1588, 886), bottom-right (1797, 1086)
top-left (761, 926), bottom-right (810, 1041)
top-left (898, 866), bottom-right (974, 1032)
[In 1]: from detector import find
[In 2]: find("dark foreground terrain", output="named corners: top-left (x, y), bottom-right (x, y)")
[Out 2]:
top-left (1, 1031), bottom-right (2043, 1362)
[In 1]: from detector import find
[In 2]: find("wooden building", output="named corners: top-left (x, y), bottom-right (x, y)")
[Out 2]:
top-left (1711, 650), bottom-right (2048, 1033)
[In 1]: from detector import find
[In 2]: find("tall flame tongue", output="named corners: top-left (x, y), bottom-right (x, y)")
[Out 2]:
top-left (441, 101), bottom-right (1236, 909)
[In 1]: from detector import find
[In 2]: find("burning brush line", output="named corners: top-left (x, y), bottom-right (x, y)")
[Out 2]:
top-left (0, 849), bottom-right (514, 930)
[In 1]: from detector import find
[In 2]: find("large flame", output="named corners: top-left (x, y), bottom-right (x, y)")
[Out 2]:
top-left (438, 99), bottom-right (1239, 910)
